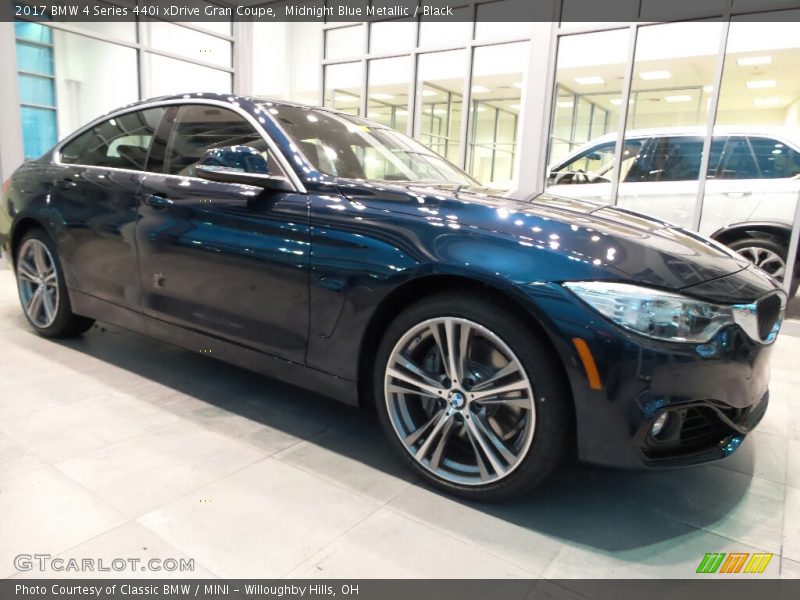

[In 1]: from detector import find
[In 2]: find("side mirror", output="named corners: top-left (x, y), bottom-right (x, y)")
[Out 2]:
top-left (195, 146), bottom-right (293, 192)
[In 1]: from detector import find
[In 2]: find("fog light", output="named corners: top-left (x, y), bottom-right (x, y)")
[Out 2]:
top-left (651, 412), bottom-right (669, 437)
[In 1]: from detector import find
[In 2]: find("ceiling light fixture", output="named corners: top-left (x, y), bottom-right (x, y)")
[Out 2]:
top-left (370, 92), bottom-right (394, 100)
top-left (639, 70), bottom-right (672, 80)
top-left (421, 89), bottom-right (438, 97)
top-left (471, 85), bottom-right (490, 93)
top-left (753, 97), bottom-right (780, 107)
top-left (665, 95), bottom-right (692, 102)
top-left (746, 80), bottom-right (777, 89)
top-left (573, 76), bottom-right (605, 85)
top-left (737, 55), bottom-right (772, 66)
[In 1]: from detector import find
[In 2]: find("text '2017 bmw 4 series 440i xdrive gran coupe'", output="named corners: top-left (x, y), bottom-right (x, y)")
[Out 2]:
top-left (0, 94), bottom-right (787, 500)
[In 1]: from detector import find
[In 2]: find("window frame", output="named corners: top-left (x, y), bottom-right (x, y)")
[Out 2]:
top-left (52, 99), bottom-right (306, 194)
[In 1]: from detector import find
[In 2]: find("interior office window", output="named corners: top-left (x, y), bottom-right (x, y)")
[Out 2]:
top-left (147, 22), bottom-right (232, 68)
top-left (546, 28), bottom-right (629, 201)
top-left (416, 50), bottom-right (466, 165)
top-left (325, 25), bottom-right (364, 60)
top-left (367, 56), bottom-right (411, 133)
top-left (703, 11), bottom-right (800, 301)
top-left (324, 62), bottom-right (362, 115)
top-left (164, 105), bottom-right (276, 177)
top-left (148, 54), bottom-right (232, 97)
top-left (15, 22), bottom-right (57, 159)
top-left (52, 30), bottom-right (139, 137)
top-left (369, 20), bottom-right (415, 54)
top-left (60, 108), bottom-right (166, 170)
top-left (467, 41), bottom-right (528, 185)
top-left (612, 21), bottom-right (722, 226)
top-left (418, 8), bottom-right (472, 48)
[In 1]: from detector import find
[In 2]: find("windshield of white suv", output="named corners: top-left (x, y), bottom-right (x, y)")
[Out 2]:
top-left (263, 103), bottom-right (476, 186)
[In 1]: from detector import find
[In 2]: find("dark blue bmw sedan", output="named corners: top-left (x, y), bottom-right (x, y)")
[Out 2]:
top-left (0, 94), bottom-right (787, 500)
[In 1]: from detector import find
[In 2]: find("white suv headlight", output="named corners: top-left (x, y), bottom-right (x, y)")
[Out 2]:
top-left (563, 281), bottom-right (736, 343)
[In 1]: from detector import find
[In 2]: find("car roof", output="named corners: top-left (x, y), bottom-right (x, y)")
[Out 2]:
top-left (586, 125), bottom-right (800, 144)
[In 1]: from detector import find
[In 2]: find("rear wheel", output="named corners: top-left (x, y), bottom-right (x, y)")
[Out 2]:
top-left (373, 293), bottom-right (572, 501)
top-left (728, 235), bottom-right (798, 296)
top-left (15, 229), bottom-right (94, 338)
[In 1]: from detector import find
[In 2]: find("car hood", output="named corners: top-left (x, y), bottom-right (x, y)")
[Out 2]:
top-left (333, 180), bottom-right (753, 292)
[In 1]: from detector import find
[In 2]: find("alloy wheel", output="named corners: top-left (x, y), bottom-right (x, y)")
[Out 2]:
top-left (384, 317), bottom-right (535, 486)
top-left (736, 246), bottom-right (786, 281)
top-left (16, 238), bottom-right (60, 329)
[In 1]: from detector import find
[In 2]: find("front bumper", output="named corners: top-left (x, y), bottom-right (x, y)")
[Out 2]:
top-left (519, 276), bottom-right (780, 470)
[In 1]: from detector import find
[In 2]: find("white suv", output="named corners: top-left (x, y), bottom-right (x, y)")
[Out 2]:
top-left (547, 126), bottom-right (800, 292)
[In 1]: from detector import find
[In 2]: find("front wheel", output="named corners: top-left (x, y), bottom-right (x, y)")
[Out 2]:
top-left (373, 293), bottom-right (572, 501)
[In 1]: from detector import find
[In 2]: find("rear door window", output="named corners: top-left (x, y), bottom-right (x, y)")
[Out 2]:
top-left (60, 108), bottom-right (165, 171)
top-left (748, 137), bottom-right (800, 179)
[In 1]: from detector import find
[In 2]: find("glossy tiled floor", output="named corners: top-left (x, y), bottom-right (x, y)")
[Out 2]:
top-left (1, 265), bottom-right (800, 579)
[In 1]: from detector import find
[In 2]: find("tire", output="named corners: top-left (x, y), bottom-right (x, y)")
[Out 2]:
top-left (15, 228), bottom-right (94, 338)
top-left (373, 292), bottom-right (572, 501)
top-left (728, 235), bottom-right (798, 297)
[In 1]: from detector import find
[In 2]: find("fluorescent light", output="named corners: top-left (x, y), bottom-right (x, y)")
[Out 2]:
top-left (609, 98), bottom-right (634, 106)
top-left (476, 106), bottom-right (487, 112)
top-left (753, 97), bottom-right (780, 107)
top-left (703, 85), bottom-right (713, 92)
top-left (370, 92), bottom-right (394, 100)
top-left (557, 100), bottom-right (574, 108)
top-left (510, 103), bottom-right (521, 110)
top-left (573, 75), bottom-right (604, 85)
top-left (737, 55), bottom-right (772, 66)
top-left (433, 108), bottom-right (447, 115)
top-left (471, 85), bottom-right (490, 93)
top-left (746, 79), bottom-right (776, 89)
top-left (665, 95), bottom-right (692, 103)
top-left (421, 89), bottom-right (438, 97)
top-left (639, 70), bottom-right (671, 81)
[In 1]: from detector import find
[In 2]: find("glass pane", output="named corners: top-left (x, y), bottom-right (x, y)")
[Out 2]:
top-left (706, 12), bottom-right (800, 310)
top-left (546, 28), bottom-right (629, 201)
top-left (15, 22), bottom-right (52, 44)
top-left (367, 56), bottom-right (411, 132)
top-left (325, 25), bottom-right (363, 60)
top-left (467, 41), bottom-right (528, 186)
top-left (52, 30), bottom-right (139, 136)
top-left (20, 106), bottom-right (57, 159)
top-left (324, 62), bottom-right (362, 115)
top-left (418, 8), bottom-right (472, 48)
top-left (370, 21), bottom-right (416, 54)
top-left (67, 14), bottom-right (137, 42)
top-left (61, 108), bottom-right (165, 171)
top-left (616, 21), bottom-right (723, 228)
top-left (16, 41), bottom-right (54, 75)
top-left (18, 74), bottom-right (55, 107)
top-left (148, 54), bottom-right (232, 97)
top-left (475, 3), bottom-right (532, 41)
top-left (148, 22), bottom-right (232, 68)
top-left (251, 21), bottom-right (321, 105)
top-left (416, 50), bottom-right (466, 165)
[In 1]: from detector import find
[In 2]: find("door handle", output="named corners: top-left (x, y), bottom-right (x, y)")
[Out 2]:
top-left (56, 178), bottom-right (77, 189)
top-left (145, 194), bottom-right (171, 210)
top-left (724, 191), bottom-right (753, 198)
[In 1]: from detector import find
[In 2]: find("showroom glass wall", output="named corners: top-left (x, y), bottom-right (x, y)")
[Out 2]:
top-left (318, 1), bottom-right (532, 185)
top-left (13, 1), bottom-right (235, 160)
top-left (546, 10), bottom-right (800, 315)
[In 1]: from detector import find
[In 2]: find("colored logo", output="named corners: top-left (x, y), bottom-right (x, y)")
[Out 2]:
top-left (696, 552), bottom-right (773, 574)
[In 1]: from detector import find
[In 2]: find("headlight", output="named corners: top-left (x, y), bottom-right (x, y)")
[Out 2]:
top-left (563, 281), bottom-right (735, 343)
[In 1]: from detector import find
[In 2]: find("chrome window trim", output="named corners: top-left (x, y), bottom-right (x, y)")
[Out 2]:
top-left (52, 98), bottom-right (307, 194)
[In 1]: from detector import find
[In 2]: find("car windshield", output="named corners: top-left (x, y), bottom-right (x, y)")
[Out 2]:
top-left (263, 103), bottom-right (475, 186)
